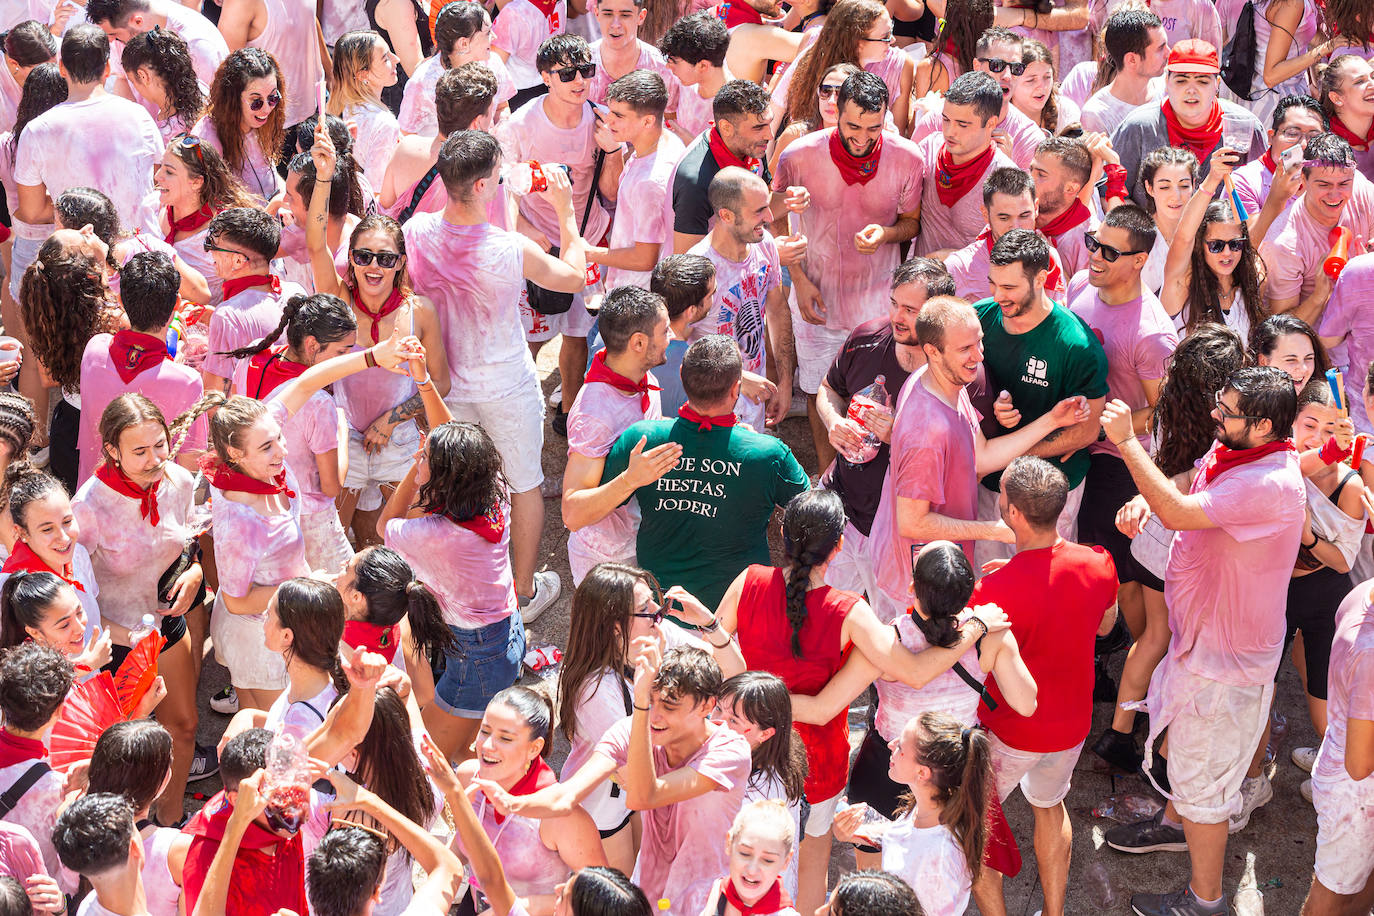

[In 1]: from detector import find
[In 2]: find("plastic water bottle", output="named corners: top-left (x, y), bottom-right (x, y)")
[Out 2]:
top-left (503, 160), bottom-right (571, 196)
top-left (1085, 860), bottom-right (1120, 907)
top-left (841, 375), bottom-right (893, 465)
top-left (128, 614), bottom-right (157, 647)
top-left (263, 731), bottom-right (312, 834)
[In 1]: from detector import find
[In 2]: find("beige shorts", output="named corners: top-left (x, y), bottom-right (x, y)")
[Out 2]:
top-left (300, 507), bottom-right (354, 578)
top-left (1311, 744), bottom-right (1374, 895)
top-left (344, 420), bottom-right (422, 512)
top-left (987, 732), bottom-right (1084, 808)
top-left (445, 381), bottom-right (545, 494)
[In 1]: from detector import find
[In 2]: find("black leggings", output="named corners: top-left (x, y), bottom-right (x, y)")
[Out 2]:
top-left (49, 399), bottom-right (78, 497)
top-left (1283, 565), bottom-right (1352, 701)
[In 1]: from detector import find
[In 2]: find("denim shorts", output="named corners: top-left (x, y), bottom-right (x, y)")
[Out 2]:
top-left (432, 609), bottom-right (526, 719)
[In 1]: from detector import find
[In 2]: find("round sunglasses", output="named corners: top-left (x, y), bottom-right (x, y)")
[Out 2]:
top-left (351, 248), bottom-right (402, 269)
top-left (249, 89), bottom-right (282, 112)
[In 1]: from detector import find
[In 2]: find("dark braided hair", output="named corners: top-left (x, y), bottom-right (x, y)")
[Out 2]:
top-left (220, 293), bottom-right (357, 360)
top-left (780, 490), bottom-right (845, 658)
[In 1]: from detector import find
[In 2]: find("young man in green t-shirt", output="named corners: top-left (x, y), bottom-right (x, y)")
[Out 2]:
top-left (974, 228), bottom-right (1110, 569)
top-left (590, 335), bottom-right (810, 607)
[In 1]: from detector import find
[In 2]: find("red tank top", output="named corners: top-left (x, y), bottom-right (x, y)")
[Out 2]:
top-left (734, 564), bottom-right (857, 799)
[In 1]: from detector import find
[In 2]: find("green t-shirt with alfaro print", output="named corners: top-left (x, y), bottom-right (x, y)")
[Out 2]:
top-left (974, 298), bottom-right (1110, 491)
top-left (602, 417), bottom-right (811, 609)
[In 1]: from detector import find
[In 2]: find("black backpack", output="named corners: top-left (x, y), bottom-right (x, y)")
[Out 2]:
top-left (1220, 2), bottom-right (1261, 101)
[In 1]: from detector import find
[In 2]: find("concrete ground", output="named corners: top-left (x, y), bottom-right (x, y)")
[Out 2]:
top-left (188, 340), bottom-right (1330, 915)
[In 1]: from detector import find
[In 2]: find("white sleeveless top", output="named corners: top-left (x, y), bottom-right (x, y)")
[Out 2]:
top-left (874, 614), bottom-right (984, 741)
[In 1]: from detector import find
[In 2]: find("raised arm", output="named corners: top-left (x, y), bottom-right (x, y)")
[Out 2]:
top-left (275, 315), bottom-right (420, 418)
top-left (305, 122), bottom-right (349, 299)
top-left (191, 771), bottom-right (266, 916)
top-left (1162, 148), bottom-right (1231, 318)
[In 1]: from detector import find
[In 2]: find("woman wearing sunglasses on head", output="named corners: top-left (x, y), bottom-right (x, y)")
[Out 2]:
top-left (121, 27), bottom-right (207, 144)
top-left (306, 122), bottom-right (450, 550)
top-left (193, 47), bottom-right (286, 205)
top-left (1161, 145), bottom-right (1269, 339)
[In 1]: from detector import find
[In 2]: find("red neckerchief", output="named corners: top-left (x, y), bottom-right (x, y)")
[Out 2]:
top-left (526, 0), bottom-right (560, 29)
top-left (1200, 439), bottom-right (1295, 485)
top-left (1039, 199), bottom-right (1091, 241)
top-left (221, 274), bottom-right (282, 302)
top-left (1161, 99), bottom-right (1223, 162)
top-left (2, 541), bottom-right (84, 593)
top-left (489, 756), bottom-right (556, 824)
top-left (708, 123), bottom-right (762, 175)
top-left (165, 204), bottom-right (214, 245)
top-left (0, 727), bottom-right (47, 769)
top-left (1260, 149), bottom-right (1278, 174)
top-left (184, 792), bottom-right (307, 916)
top-left (201, 456), bottom-right (296, 498)
top-left (440, 504), bottom-right (506, 544)
top-left (351, 287), bottom-right (405, 344)
top-left (678, 404), bottom-right (738, 431)
top-left (724, 876), bottom-right (785, 916)
top-left (584, 350), bottom-right (659, 413)
top-left (828, 127), bottom-right (883, 186)
top-left (95, 461), bottom-right (161, 527)
top-left (979, 228), bottom-right (1063, 294)
top-left (342, 619), bottom-right (399, 665)
top-left (109, 329), bottom-right (170, 384)
top-left (1330, 114), bottom-right (1374, 151)
top-left (246, 347), bottom-right (307, 400)
top-left (936, 142), bottom-right (994, 208)
top-left (715, 1), bottom-right (763, 27)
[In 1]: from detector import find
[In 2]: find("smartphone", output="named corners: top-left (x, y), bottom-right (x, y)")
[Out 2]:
top-left (1281, 144), bottom-right (1303, 170)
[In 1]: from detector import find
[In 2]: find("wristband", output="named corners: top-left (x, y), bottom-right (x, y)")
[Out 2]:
top-left (1102, 163), bottom-right (1128, 201)
top-left (967, 616), bottom-right (989, 639)
top-left (633, 703), bottom-right (650, 712)
top-left (1319, 437), bottom-right (1351, 465)
top-left (1302, 533), bottom-right (1319, 549)
top-left (364, 348), bottom-right (378, 369)
top-left (701, 618), bottom-right (721, 632)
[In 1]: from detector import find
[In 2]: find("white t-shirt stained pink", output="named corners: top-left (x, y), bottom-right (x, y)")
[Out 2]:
top-left (497, 97), bottom-right (612, 246)
top-left (673, 79), bottom-right (715, 141)
top-left (1313, 585), bottom-right (1374, 786)
top-left (253, 0), bottom-right (324, 125)
top-left (773, 128), bottom-right (921, 332)
top-left (606, 130), bottom-right (685, 290)
top-left (492, 0), bottom-right (567, 90)
top-left (14, 93), bottom-right (162, 234)
top-left (1260, 174), bottom-right (1374, 303)
top-left (687, 232), bottom-right (781, 376)
top-left (398, 53), bottom-right (516, 137)
top-left (268, 387), bottom-right (341, 514)
top-left (202, 281), bottom-right (303, 383)
top-left (342, 101), bottom-right (401, 190)
top-left (1079, 80), bottom-right (1165, 136)
top-left (587, 39), bottom-right (678, 109)
top-left (384, 512), bottom-right (518, 629)
top-left (911, 133), bottom-right (1015, 256)
top-left (909, 101), bottom-right (1041, 169)
top-left (881, 816), bottom-right (971, 916)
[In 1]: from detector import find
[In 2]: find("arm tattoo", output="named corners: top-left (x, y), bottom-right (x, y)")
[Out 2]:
top-left (385, 393), bottom-right (424, 426)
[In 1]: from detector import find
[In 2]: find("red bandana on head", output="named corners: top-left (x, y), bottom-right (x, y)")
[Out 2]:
top-left (440, 504), bottom-right (506, 544)
top-left (1161, 98), bottom-right (1224, 162)
top-left (246, 348), bottom-right (307, 400)
top-left (828, 127), bottom-right (883, 185)
top-left (95, 461), bottom-right (161, 527)
top-left (1201, 439), bottom-right (1295, 485)
top-left (1039, 199), bottom-right (1091, 241)
top-left (708, 123), bottom-right (762, 175)
top-left (2, 541), bottom-right (84, 592)
top-left (714, 1), bottom-right (763, 27)
top-left (109, 329), bottom-right (170, 384)
top-left (936, 142), bottom-right (994, 208)
top-left (221, 274), bottom-right (282, 302)
top-left (678, 404), bottom-right (738, 431)
top-left (165, 204), bottom-right (214, 245)
top-left (200, 455), bottom-right (296, 498)
top-left (723, 877), bottom-right (786, 916)
top-left (1330, 114), bottom-right (1374, 151)
top-left (584, 351), bottom-right (659, 414)
top-left (351, 288), bottom-right (407, 344)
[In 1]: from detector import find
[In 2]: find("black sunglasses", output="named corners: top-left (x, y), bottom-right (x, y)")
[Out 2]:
top-left (249, 89), bottom-right (282, 112)
top-left (554, 63), bottom-right (596, 82)
top-left (1084, 232), bottom-right (1146, 262)
top-left (202, 238), bottom-right (244, 256)
top-left (1204, 238), bottom-right (1246, 254)
top-left (351, 248), bottom-right (402, 269)
top-left (978, 57), bottom-right (1027, 76)
top-left (817, 83), bottom-right (844, 99)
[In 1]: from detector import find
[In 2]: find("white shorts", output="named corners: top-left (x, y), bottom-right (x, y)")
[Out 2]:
top-left (1311, 739), bottom-right (1374, 896)
top-left (790, 300), bottom-right (850, 395)
top-left (974, 479), bottom-right (1084, 570)
top-left (445, 381), bottom-right (545, 494)
top-left (210, 596), bottom-right (286, 691)
top-left (521, 288), bottom-right (596, 342)
top-left (824, 521), bottom-right (875, 599)
top-left (805, 789), bottom-right (844, 836)
top-left (344, 421), bottom-right (422, 512)
top-left (301, 506), bottom-right (354, 577)
top-left (987, 732), bottom-right (1084, 808)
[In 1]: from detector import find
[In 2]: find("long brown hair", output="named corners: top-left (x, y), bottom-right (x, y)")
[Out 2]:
top-left (328, 30), bottom-right (387, 114)
top-left (1151, 323), bottom-right (1246, 477)
top-left (207, 47), bottom-right (286, 172)
top-left (345, 215), bottom-right (414, 298)
top-left (169, 134), bottom-right (257, 213)
top-left (930, 0), bottom-right (994, 78)
top-left (719, 672), bottom-right (807, 803)
top-left (1321, 2), bottom-right (1371, 51)
top-left (19, 238), bottom-right (110, 391)
top-left (348, 687), bottom-right (436, 856)
top-left (1185, 201), bottom-right (1267, 335)
top-left (1020, 39), bottom-right (1061, 133)
top-left (785, 0), bottom-right (886, 127)
top-left (899, 713), bottom-right (992, 882)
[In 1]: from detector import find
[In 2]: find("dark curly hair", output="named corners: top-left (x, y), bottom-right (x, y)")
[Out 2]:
top-left (1151, 323), bottom-right (1246, 477)
top-left (0, 393), bottom-right (37, 515)
top-left (779, 489), bottom-right (844, 658)
top-left (53, 187), bottom-right (122, 273)
top-left (207, 47), bottom-right (286, 172)
top-left (19, 236), bottom-right (110, 391)
top-left (0, 640), bottom-right (73, 731)
top-left (5, 61), bottom-right (66, 169)
top-left (121, 26), bottom-right (205, 129)
top-left (416, 421), bottom-right (508, 523)
top-left (1185, 201), bottom-right (1267, 335)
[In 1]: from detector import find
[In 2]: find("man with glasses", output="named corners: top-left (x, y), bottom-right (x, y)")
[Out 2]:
top-left (908, 27), bottom-right (1046, 168)
top-left (1080, 9), bottom-right (1168, 136)
top-left (1232, 95), bottom-right (1327, 241)
top-left (773, 70), bottom-right (920, 471)
top-left (1099, 367), bottom-right (1304, 916)
top-left (971, 229), bottom-right (1109, 570)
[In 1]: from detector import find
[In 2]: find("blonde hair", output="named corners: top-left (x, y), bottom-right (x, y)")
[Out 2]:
top-left (726, 799), bottom-right (797, 858)
top-left (328, 30), bottom-right (386, 114)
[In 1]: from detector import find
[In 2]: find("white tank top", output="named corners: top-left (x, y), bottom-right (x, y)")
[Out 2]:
top-left (142, 826), bottom-right (183, 915)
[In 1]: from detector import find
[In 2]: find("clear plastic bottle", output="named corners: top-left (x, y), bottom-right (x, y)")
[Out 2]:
top-left (127, 613), bottom-right (157, 647)
top-left (263, 731), bottom-right (312, 834)
top-left (841, 375), bottom-right (893, 465)
top-left (1084, 860), bottom-right (1120, 908)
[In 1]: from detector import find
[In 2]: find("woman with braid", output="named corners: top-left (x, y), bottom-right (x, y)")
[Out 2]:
top-left (0, 393), bottom-right (37, 559)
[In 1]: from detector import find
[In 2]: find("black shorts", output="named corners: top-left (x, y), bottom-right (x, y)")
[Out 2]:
top-left (1283, 565), bottom-right (1353, 701)
top-left (1077, 452), bottom-right (1165, 590)
top-left (104, 612), bottom-right (188, 673)
top-left (846, 729), bottom-right (908, 821)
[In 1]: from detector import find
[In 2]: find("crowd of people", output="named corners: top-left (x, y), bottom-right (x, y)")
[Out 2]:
top-left (0, 0), bottom-right (1365, 913)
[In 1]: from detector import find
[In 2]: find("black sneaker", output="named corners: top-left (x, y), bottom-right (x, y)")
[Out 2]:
top-left (1105, 811), bottom-right (1188, 854)
top-left (187, 743), bottom-right (219, 783)
top-left (1092, 727), bottom-right (1144, 773)
top-left (1131, 886), bottom-right (1226, 915)
top-left (551, 405), bottom-right (568, 437)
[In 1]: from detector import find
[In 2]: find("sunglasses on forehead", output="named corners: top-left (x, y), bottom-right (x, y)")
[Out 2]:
top-left (174, 133), bottom-right (204, 166)
top-left (554, 62), bottom-right (596, 82)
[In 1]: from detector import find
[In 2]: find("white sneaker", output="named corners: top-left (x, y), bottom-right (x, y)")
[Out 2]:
top-left (519, 571), bottom-right (561, 625)
top-left (547, 384), bottom-right (563, 409)
top-left (1300, 778), bottom-right (1313, 803)
top-left (1291, 746), bottom-right (1319, 773)
top-left (1228, 774), bottom-right (1274, 833)
top-left (209, 686), bottom-right (239, 715)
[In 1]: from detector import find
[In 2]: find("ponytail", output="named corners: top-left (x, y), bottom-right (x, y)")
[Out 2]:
top-left (219, 294), bottom-right (302, 361)
top-left (402, 579), bottom-right (457, 665)
top-left (899, 713), bottom-right (992, 882)
top-left (779, 490), bottom-right (845, 658)
top-left (220, 293), bottom-right (357, 361)
top-left (352, 546), bottom-right (457, 664)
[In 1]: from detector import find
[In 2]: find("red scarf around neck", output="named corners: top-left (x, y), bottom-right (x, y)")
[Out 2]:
top-left (708, 123), bottom-right (762, 175)
top-left (936, 142), bottom-right (994, 208)
top-left (1039, 199), bottom-right (1091, 241)
top-left (2, 541), bottom-right (84, 592)
top-left (527, 0), bottom-right (560, 26)
top-left (490, 756), bottom-right (556, 824)
top-left (352, 287), bottom-right (406, 344)
top-left (1161, 99), bottom-right (1223, 162)
top-left (342, 619), bottom-right (399, 665)
top-left (221, 274), bottom-right (281, 302)
top-left (715, 1), bottom-right (763, 27)
top-left (828, 128), bottom-right (883, 186)
top-left (1200, 439), bottom-right (1295, 485)
top-left (584, 350), bottom-right (659, 413)
top-left (109, 329), bottom-right (170, 384)
top-left (246, 348), bottom-right (307, 400)
top-left (95, 461), bottom-right (161, 527)
top-left (723, 877), bottom-right (785, 916)
top-left (1261, 149), bottom-right (1278, 174)
top-left (440, 504), bottom-right (506, 544)
top-left (0, 727), bottom-right (47, 769)
top-left (678, 404), bottom-right (738, 431)
top-left (202, 457), bottom-right (296, 498)
top-left (1330, 114), bottom-right (1374, 151)
top-left (165, 204), bottom-right (214, 245)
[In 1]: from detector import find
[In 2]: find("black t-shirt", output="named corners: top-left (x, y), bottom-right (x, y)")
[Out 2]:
top-left (821, 319), bottom-right (912, 536)
top-left (671, 133), bottom-right (773, 236)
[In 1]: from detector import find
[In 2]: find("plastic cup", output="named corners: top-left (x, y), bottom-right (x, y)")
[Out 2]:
top-left (0, 337), bottom-right (20, 364)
